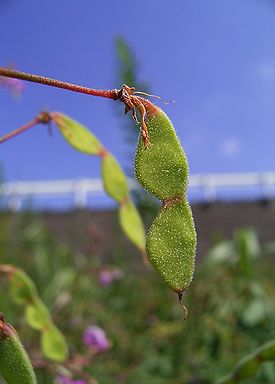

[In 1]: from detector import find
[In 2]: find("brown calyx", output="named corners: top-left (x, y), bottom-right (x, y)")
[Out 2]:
top-left (98, 147), bottom-right (109, 158)
top-left (116, 84), bottom-right (160, 147)
top-left (37, 111), bottom-right (52, 124)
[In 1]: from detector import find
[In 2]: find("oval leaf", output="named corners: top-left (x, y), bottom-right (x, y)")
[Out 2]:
top-left (41, 324), bottom-right (68, 362)
top-left (52, 113), bottom-right (102, 155)
top-left (102, 154), bottom-right (129, 202)
top-left (10, 269), bottom-right (38, 304)
top-left (25, 299), bottom-right (51, 330)
top-left (119, 199), bottom-right (146, 250)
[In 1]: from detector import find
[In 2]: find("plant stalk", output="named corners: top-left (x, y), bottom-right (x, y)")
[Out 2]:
top-left (0, 67), bottom-right (119, 99)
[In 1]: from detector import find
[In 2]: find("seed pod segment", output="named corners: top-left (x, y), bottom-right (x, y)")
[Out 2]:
top-left (0, 316), bottom-right (37, 384)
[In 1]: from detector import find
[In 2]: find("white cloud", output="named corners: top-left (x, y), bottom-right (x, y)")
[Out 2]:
top-left (201, 93), bottom-right (226, 116)
top-left (220, 138), bottom-right (240, 157)
top-left (258, 62), bottom-right (275, 81)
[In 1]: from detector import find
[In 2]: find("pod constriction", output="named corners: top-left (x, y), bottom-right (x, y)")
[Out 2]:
top-left (134, 98), bottom-right (196, 295)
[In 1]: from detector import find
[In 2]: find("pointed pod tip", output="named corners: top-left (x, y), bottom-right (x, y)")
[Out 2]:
top-left (177, 291), bottom-right (188, 320)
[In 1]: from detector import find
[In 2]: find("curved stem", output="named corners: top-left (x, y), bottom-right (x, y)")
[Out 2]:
top-left (0, 67), bottom-right (119, 100)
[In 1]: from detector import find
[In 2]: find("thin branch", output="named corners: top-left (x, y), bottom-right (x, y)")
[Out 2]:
top-left (0, 118), bottom-right (40, 143)
top-left (0, 67), bottom-right (119, 100)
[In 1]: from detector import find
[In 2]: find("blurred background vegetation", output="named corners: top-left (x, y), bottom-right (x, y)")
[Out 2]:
top-left (0, 211), bottom-right (275, 384)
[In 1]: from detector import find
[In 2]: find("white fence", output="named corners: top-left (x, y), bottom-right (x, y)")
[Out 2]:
top-left (1, 172), bottom-right (275, 210)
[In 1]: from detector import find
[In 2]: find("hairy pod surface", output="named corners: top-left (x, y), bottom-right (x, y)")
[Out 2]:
top-left (134, 98), bottom-right (196, 294)
top-left (135, 103), bottom-right (189, 200)
top-left (0, 318), bottom-right (37, 384)
top-left (147, 200), bottom-right (196, 292)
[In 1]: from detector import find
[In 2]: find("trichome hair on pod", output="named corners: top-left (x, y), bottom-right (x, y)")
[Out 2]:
top-left (0, 314), bottom-right (37, 384)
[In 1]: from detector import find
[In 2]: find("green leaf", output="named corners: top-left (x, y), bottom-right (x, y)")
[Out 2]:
top-left (41, 324), bottom-right (68, 362)
top-left (119, 199), bottom-right (146, 250)
top-left (10, 270), bottom-right (38, 305)
top-left (52, 113), bottom-right (102, 155)
top-left (25, 299), bottom-right (51, 330)
top-left (102, 153), bottom-right (129, 202)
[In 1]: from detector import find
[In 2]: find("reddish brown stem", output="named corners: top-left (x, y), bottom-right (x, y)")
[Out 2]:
top-left (0, 67), bottom-right (119, 100)
top-left (0, 118), bottom-right (39, 143)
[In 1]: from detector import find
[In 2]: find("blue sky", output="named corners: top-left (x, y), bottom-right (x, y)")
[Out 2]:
top-left (1, 0), bottom-right (274, 207)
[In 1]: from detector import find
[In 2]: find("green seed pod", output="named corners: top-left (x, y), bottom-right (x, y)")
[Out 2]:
top-left (135, 102), bottom-right (189, 201)
top-left (147, 200), bottom-right (196, 292)
top-left (119, 199), bottom-right (146, 251)
top-left (133, 97), bottom-right (196, 296)
top-left (52, 112), bottom-right (102, 155)
top-left (0, 317), bottom-right (37, 384)
top-left (102, 153), bottom-right (128, 202)
top-left (41, 323), bottom-right (68, 362)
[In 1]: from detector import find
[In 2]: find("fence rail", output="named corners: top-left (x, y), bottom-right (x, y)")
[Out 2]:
top-left (1, 172), bottom-right (275, 210)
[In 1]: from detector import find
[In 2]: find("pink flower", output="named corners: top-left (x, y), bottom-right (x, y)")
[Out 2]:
top-left (83, 325), bottom-right (110, 352)
top-left (98, 268), bottom-right (124, 286)
top-left (56, 376), bottom-right (86, 384)
top-left (0, 75), bottom-right (25, 95)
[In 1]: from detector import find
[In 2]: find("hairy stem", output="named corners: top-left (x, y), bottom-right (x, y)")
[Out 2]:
top-left (0, 67), bottom-right (119, 99)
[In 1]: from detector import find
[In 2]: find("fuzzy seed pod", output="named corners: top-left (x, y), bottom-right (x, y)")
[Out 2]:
top-left (134, 98), bottom-right (196, 296)
top-left (0, 317), bottom-right (37, 384)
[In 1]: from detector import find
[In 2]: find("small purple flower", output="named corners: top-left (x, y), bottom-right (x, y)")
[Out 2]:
top-left (56, 376), bottom-right (86, 384)
top-left (56, 376), bottom-right (72, 384)
top-left (83, 325), bottom-right (110, 352)
top-left (98, 268), bottom-right (123, 286)
top-left (0, 76), bottom-right (25, 94)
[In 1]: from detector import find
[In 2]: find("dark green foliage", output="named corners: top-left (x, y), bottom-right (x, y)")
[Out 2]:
top-left (217, 340), bottom-right (275, 383)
